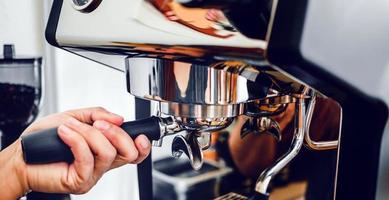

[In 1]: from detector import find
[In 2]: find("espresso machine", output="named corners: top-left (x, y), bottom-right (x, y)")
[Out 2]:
top-left (20, 0), bottom-right (389, 199)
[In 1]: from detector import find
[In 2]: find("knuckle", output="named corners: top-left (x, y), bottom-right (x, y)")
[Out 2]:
top-left (83, 125), bottom-right (100, 136)
top-left (93, 106), bottom-right (106, 113)
top-left (100, 147), bottom-right (117, 161)
top-left (75, 149), bottom-right (94, 166)
top-left (134, 158), bottom-right (145, 164)
top-left (60, 167), bottom-right (95, 194)
top-left (126, 149), bottom-right (139, 163)
top-left (122, 158), bottom-right (131, 163)
top-left (84, 154), bottom-right (95, 166)
top-left (122, 155), bottom-right (133, 163)
top-left (91, 107), bottom-right (109, 121)
top-left (62, 180), bottom-right (88, 194)
top-left (140, 147), bottom-right (150, 157)
top-left (108, 129), bottom-right (121, 142)
top-left (121, 146), bottom-right (139, 163)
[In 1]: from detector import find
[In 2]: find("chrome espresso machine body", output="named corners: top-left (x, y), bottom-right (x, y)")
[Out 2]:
top-left (42, 0), bottom-right (389, 199)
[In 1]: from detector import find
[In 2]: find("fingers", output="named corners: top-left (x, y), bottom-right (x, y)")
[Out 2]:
top-left (94, 121), bottom-right (138, 163)
top-left (132, 135), bottom-right (152, 164)
top-left (57, 125), bottom-right (94, 184)
top-left (22, 107), bottom-right (124, 136)
top-left (93, 120), bottom-right (151, 167)
top-left (66, 107), bottom-right (124, 126)
top-left (64, 118), bottom-right (117, 182)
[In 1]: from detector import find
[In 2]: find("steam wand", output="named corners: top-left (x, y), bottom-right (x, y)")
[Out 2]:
top-left (249, 89), bottom-right (309, 200)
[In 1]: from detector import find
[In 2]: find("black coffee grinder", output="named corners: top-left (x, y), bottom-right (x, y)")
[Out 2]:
top-left (0, 44), bottom-right (70, 200)
top-left (0, 44), bottom-right (42, 149)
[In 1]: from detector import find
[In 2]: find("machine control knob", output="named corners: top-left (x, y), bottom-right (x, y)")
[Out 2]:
top-left (71, 0), bottom-right (102, 12)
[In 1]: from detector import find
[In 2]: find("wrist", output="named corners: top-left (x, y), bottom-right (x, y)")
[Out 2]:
top-left (0, 139), bottom-right (30, 199)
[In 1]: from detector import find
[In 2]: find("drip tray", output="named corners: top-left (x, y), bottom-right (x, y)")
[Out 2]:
top-left (153, 157), bottom-right (232, 200)
top-left (215, 193), bottom-right (248, 200)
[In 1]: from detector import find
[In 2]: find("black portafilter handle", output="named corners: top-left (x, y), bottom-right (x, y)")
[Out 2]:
top-left (21, 116), bottom-right (162, 164)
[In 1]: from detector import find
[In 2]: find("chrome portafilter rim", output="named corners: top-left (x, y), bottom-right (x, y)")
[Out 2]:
top-left (158, 101), bottom-right (244, 119)
top-left (157, 101), bottom-right (237, 132)
top-left (174, 116), bottom-right (234, 132)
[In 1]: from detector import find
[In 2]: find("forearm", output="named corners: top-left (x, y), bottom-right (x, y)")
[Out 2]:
top-left (0, 140), bottom-right (29, 200)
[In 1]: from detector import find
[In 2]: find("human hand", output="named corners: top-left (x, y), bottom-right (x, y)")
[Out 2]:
top-left (0, 107), bottom-right (151, 199)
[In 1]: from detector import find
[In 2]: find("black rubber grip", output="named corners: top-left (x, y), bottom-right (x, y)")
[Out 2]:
top-left (248, 192), bottom-right (269, 200)
top-left (21, 116), bottom-right (161, 164)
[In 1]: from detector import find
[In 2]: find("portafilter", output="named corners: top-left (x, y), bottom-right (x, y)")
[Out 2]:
top-left (20, 56), bottom-right (293, 170)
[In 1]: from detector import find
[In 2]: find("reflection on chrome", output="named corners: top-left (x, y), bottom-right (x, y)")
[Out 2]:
top-left (57, 0), bottom-right (267, 66)
top-left (126, 57), bottom-right (303, 106)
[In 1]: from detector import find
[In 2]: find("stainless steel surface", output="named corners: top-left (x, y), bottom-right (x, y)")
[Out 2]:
top-left (304, 92), bottom-right (339, 150)
top-left (126, 57), bottom-right (307, 121)
top-left (153, 116), bottom-right (182, 147)
top-left (254, 96), bottom-right (306, 194)
top-left (247, 96), bottom-right (292, 117)
top-left (126, 57), bottom-right (269, 105)
top-left (153, 112), bottom-right (231, 169)
top-left (174, 116), bottom-right (233, 132)
top-left (126, 56), bottom-right (313, 172)
top-left (158, 101), bottom-right (243, 119)
top-left (254, 94), bottom-right (297, 105)
top-left (172, 132), bottom-right (204, 170)
top-left (198, 132), bottom-right (211, 150)
top-left (55, 0), bottom-right (267, 71)
top-left (158, 116), bottom-right (182, 135)
top-left (257, 117), bottom-right (281, 140)
top-left (156, 103), bottom-right (234, 132)
top-left (241, 116), bottom-right (281, 141)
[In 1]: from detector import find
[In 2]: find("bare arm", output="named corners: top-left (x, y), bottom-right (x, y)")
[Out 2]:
top-left (0, 107), bottom-right (152, 199)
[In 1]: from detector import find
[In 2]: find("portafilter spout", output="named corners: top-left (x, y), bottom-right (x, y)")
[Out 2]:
top-left (169, 117), bottom-right (233, 170)
top-left (171, 132), bottom-right (204, 170)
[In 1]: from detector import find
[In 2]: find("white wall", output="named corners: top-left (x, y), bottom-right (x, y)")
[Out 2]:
top-left (0, 0), bottom-right (58, 115)
top-left (54, 49), bottom-right (140, 200)
top-left (0, 1), bottom-right (44, 56)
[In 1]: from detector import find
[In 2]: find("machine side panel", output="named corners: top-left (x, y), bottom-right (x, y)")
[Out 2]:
top-left (267, 0), bottom-right (389, 199)
top-left (45, 0), bottom-right (64, 47)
